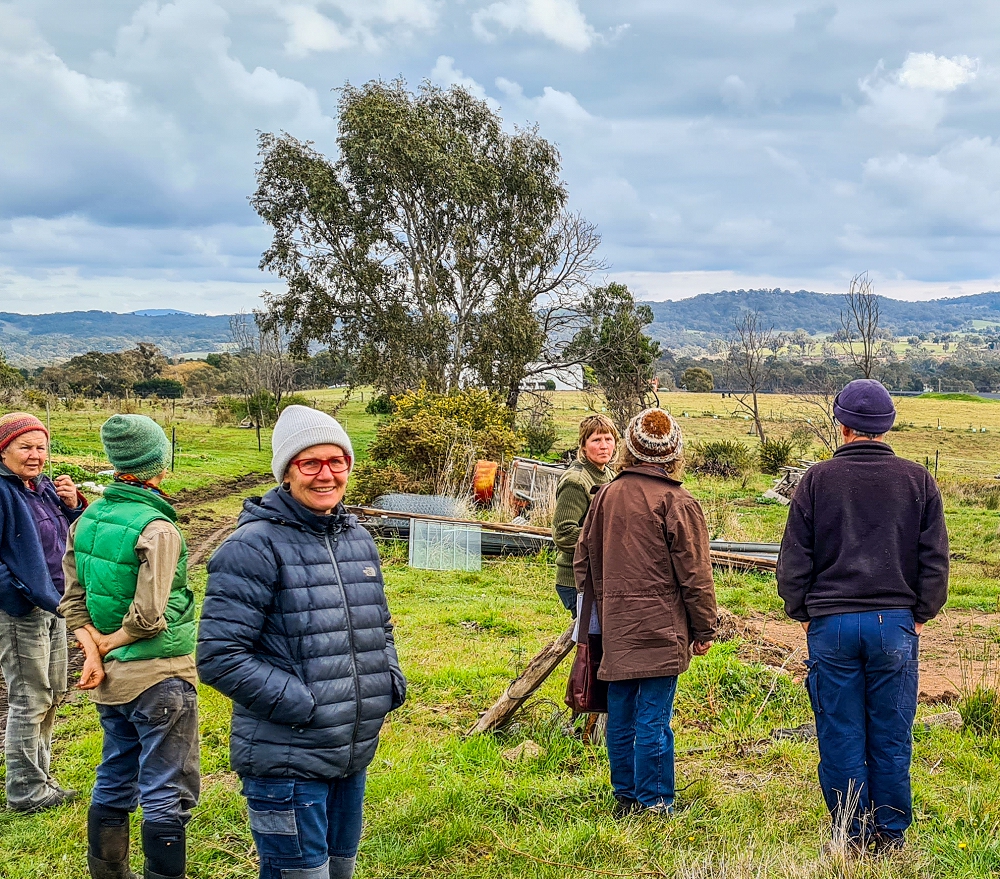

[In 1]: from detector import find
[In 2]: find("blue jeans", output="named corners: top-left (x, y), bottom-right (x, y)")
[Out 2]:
top-left (92, 677), bottom-right (200, 826)
top-left (606, 676), bottom-right (678, 808)
top-left (0, 607), bottom-right (68, 810)
top-left (242, 771), bottom-right (367, 879)
top-left (806, 610), bottom-right (919, 843)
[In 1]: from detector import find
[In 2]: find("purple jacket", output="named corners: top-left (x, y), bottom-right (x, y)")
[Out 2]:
top-left (0, 463), bottom-right (84, 616)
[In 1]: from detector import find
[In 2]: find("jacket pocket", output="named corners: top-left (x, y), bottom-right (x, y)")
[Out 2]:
top-left (242, 778), bottom-right (302, 858)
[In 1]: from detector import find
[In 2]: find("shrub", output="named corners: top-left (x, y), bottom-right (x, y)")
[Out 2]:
top-left (278, 393), bottom-right (313, 412)
top-left (758, 437), bottom-right (795, 474)
top-left (689, 440), bottom-right (755, 479)
top-left (355, 387), bottom-right (522, 503)
top-left (682, 366), bottom-right (714, 393)
top-left (217, 391), bottom-right (277, 426)
top-left (521, 418), bottom-right (558, 457)
top-left (365, 393), bottom-right (395, 415)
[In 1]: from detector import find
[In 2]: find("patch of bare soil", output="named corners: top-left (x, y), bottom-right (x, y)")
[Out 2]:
top-left (172, 472), bottom-right (272, 511)
top-left (719, 608), bottom-right (1000, 704)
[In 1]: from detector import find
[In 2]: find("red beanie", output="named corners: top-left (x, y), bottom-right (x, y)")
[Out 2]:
top-left (0, 412), bottom-right (49, 452)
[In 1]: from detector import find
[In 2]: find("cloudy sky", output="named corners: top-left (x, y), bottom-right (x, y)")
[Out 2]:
top-left (3, 0), bottom-right (1000, 314)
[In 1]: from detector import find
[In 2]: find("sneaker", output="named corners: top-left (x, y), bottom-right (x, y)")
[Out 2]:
top-left (613, 796), bottom-right (641, 819)
top-left (12, 788), bottom-right (77, 815)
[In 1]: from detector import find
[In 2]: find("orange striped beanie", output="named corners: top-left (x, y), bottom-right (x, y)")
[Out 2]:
top-left (0, 412), bottom-right (49, 452)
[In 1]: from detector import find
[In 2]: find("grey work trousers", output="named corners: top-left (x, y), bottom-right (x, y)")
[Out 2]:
top-left (0, 607), bottom-right (68, 810)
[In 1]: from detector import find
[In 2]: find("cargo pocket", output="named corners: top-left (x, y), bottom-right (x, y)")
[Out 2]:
top-left (243, 779), bottom-right (301, 858)
top-left (804, 659), bottom-right (823, 715)
top-left (894, 659), bottom-right (919, 714)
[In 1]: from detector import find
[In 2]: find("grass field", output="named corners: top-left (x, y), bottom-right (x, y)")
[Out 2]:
top-left (1, 390), bottom-right (1000, 877)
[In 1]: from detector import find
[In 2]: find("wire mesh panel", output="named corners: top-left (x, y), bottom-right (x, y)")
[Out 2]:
top-left (408, 518), bottom-right (482, 572)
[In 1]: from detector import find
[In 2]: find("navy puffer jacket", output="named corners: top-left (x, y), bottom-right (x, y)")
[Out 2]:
top-left (197, 486), bottom-right (406, 780)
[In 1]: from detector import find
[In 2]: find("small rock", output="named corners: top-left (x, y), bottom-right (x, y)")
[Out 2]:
top-left (503, 740), bottom-right (544, 762)
top-left (920, 710), bottom-right (963, 731)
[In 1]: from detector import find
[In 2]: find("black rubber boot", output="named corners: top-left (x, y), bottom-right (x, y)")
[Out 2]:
top-left (87, 804), bottom-right (139, 879)
top-left (142, 821), bottom-right (186, 879)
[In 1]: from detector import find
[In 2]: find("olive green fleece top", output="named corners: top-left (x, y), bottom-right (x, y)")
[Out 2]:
top-left (551, 459), bottom-right (615, 589)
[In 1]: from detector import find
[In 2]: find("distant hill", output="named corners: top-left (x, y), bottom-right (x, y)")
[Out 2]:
top-left (644, 289), bottom-right (1000, 348)
top-left (0, 311), bottom-right (234, 367)
top-left (6, 290), bottom-right (1000, 367)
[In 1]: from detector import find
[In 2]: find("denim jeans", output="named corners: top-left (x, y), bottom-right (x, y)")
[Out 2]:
top-left (0, 607), bottom-right (67, 810)
top-left (805, 610), bottom-right (919, 843)
top-left (606, 676), bottom-right (679, 808)
top-left (242, 771), bottom-right (367, 879)
top-left (92, 677), bottom-right (200, 826)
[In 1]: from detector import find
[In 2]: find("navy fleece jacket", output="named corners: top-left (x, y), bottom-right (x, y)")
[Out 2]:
top-left (777, 441), bottom-right (949, 624)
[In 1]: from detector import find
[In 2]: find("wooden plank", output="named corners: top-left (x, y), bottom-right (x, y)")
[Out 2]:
top-left (468, 623), bottom-right (577, 735)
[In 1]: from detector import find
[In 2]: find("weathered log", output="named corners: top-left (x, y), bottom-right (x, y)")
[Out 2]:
top-left (468, 623), bottom-right (577, 735)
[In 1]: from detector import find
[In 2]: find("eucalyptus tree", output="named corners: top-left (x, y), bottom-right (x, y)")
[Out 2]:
top-left (567, 283), bottom-right (661, 432)
top-left (252, 79), bottom-right (602, 406)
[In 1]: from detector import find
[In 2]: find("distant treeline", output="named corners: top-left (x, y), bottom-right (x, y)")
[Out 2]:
top-left (661, 349), bottom-right (1000, 394)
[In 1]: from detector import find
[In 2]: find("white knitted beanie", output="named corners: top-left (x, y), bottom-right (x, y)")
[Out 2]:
top-left (271, 405), bottom-right (354, 483)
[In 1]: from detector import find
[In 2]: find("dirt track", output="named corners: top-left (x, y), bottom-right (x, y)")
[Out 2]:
top-left (727, 609), bottom-right (1000, 703)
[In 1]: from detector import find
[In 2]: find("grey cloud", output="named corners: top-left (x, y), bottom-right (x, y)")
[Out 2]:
top-left (5, 0), bottom-right (1000, 314)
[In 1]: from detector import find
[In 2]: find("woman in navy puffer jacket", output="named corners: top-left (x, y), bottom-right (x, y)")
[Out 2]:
top-left (198, 406), bottom-right (405, 879)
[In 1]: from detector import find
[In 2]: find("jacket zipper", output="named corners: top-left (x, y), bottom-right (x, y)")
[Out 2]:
top-left (325, 531), bottom-right (361, 772)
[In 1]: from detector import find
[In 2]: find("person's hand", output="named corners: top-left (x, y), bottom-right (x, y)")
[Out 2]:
top-left (84, 624), bottom-right (115, 657)
top-left (914, 622), bottom-right (924, 635)
top-left (77, 654), bottom-right (105, 690)
top-left (692, 640), bottom-right (713, 656)
top-left (53, 474), bottom-right (80, 507)
top-left (801, 621), bottom-right (810, 634)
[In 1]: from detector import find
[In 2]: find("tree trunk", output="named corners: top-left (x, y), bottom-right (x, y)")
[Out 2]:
top-left (467, 623), bottom-right (576, 734)
top-left (505, 376), bottom-right (521, 413)
top-left (752, 390), bottom-right (766, 444)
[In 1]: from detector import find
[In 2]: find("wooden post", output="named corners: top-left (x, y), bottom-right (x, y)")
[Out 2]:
top-left (468, 623), bottom-right (576, 735)
top-left (934, 449), bottom-right (939, 480)
top-left (171, 427), bottom-right (176, 471)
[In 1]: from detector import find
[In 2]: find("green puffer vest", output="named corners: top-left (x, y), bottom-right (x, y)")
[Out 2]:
top-left (75, 482), bottom-right (195, 662)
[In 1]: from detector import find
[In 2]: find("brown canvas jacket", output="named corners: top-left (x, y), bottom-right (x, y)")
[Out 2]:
top-left (574, 464), bottom-right (717, 681)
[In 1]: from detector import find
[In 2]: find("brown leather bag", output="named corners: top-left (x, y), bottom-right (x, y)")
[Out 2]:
top-left (565, 578), bottom-right (608, 713)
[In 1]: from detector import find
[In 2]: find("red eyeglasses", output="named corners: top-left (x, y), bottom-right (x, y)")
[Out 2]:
top-left (290, 456), bottom-right (352, 476)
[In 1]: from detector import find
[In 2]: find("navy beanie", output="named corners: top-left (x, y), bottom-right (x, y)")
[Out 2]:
top-left (833, 379), bottom-right (896, 435)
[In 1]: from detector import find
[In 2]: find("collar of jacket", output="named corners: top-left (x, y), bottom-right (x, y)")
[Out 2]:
top-left (616, 463), bottom-right (683, 485)
top-left (0, 459), bottom-right (41, 491)
top-left (247, 485), bottom-right (354, 534)
top-left (832, 440), bottom-right (895, 459)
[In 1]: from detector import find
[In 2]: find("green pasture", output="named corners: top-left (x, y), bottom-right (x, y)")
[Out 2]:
top-left (2, 554), bottom-right (998, 878)
top-left (8, 388), bottom-right (1000, 612)
top-left (2, 390), bottom-right (1000, 876)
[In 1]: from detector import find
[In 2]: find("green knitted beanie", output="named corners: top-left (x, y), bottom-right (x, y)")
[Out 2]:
top-left (101, 415), bottom-right (170, 481)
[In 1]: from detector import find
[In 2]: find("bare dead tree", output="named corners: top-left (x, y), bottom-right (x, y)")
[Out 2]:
top-left (229, 311), bottom-right (298, 422)
top-left (725, 310), bottom-right (775, 444)
top-left (792, 383), bottom-right (841, 453)
top-left (840, 273), bottom-right (892, 380)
